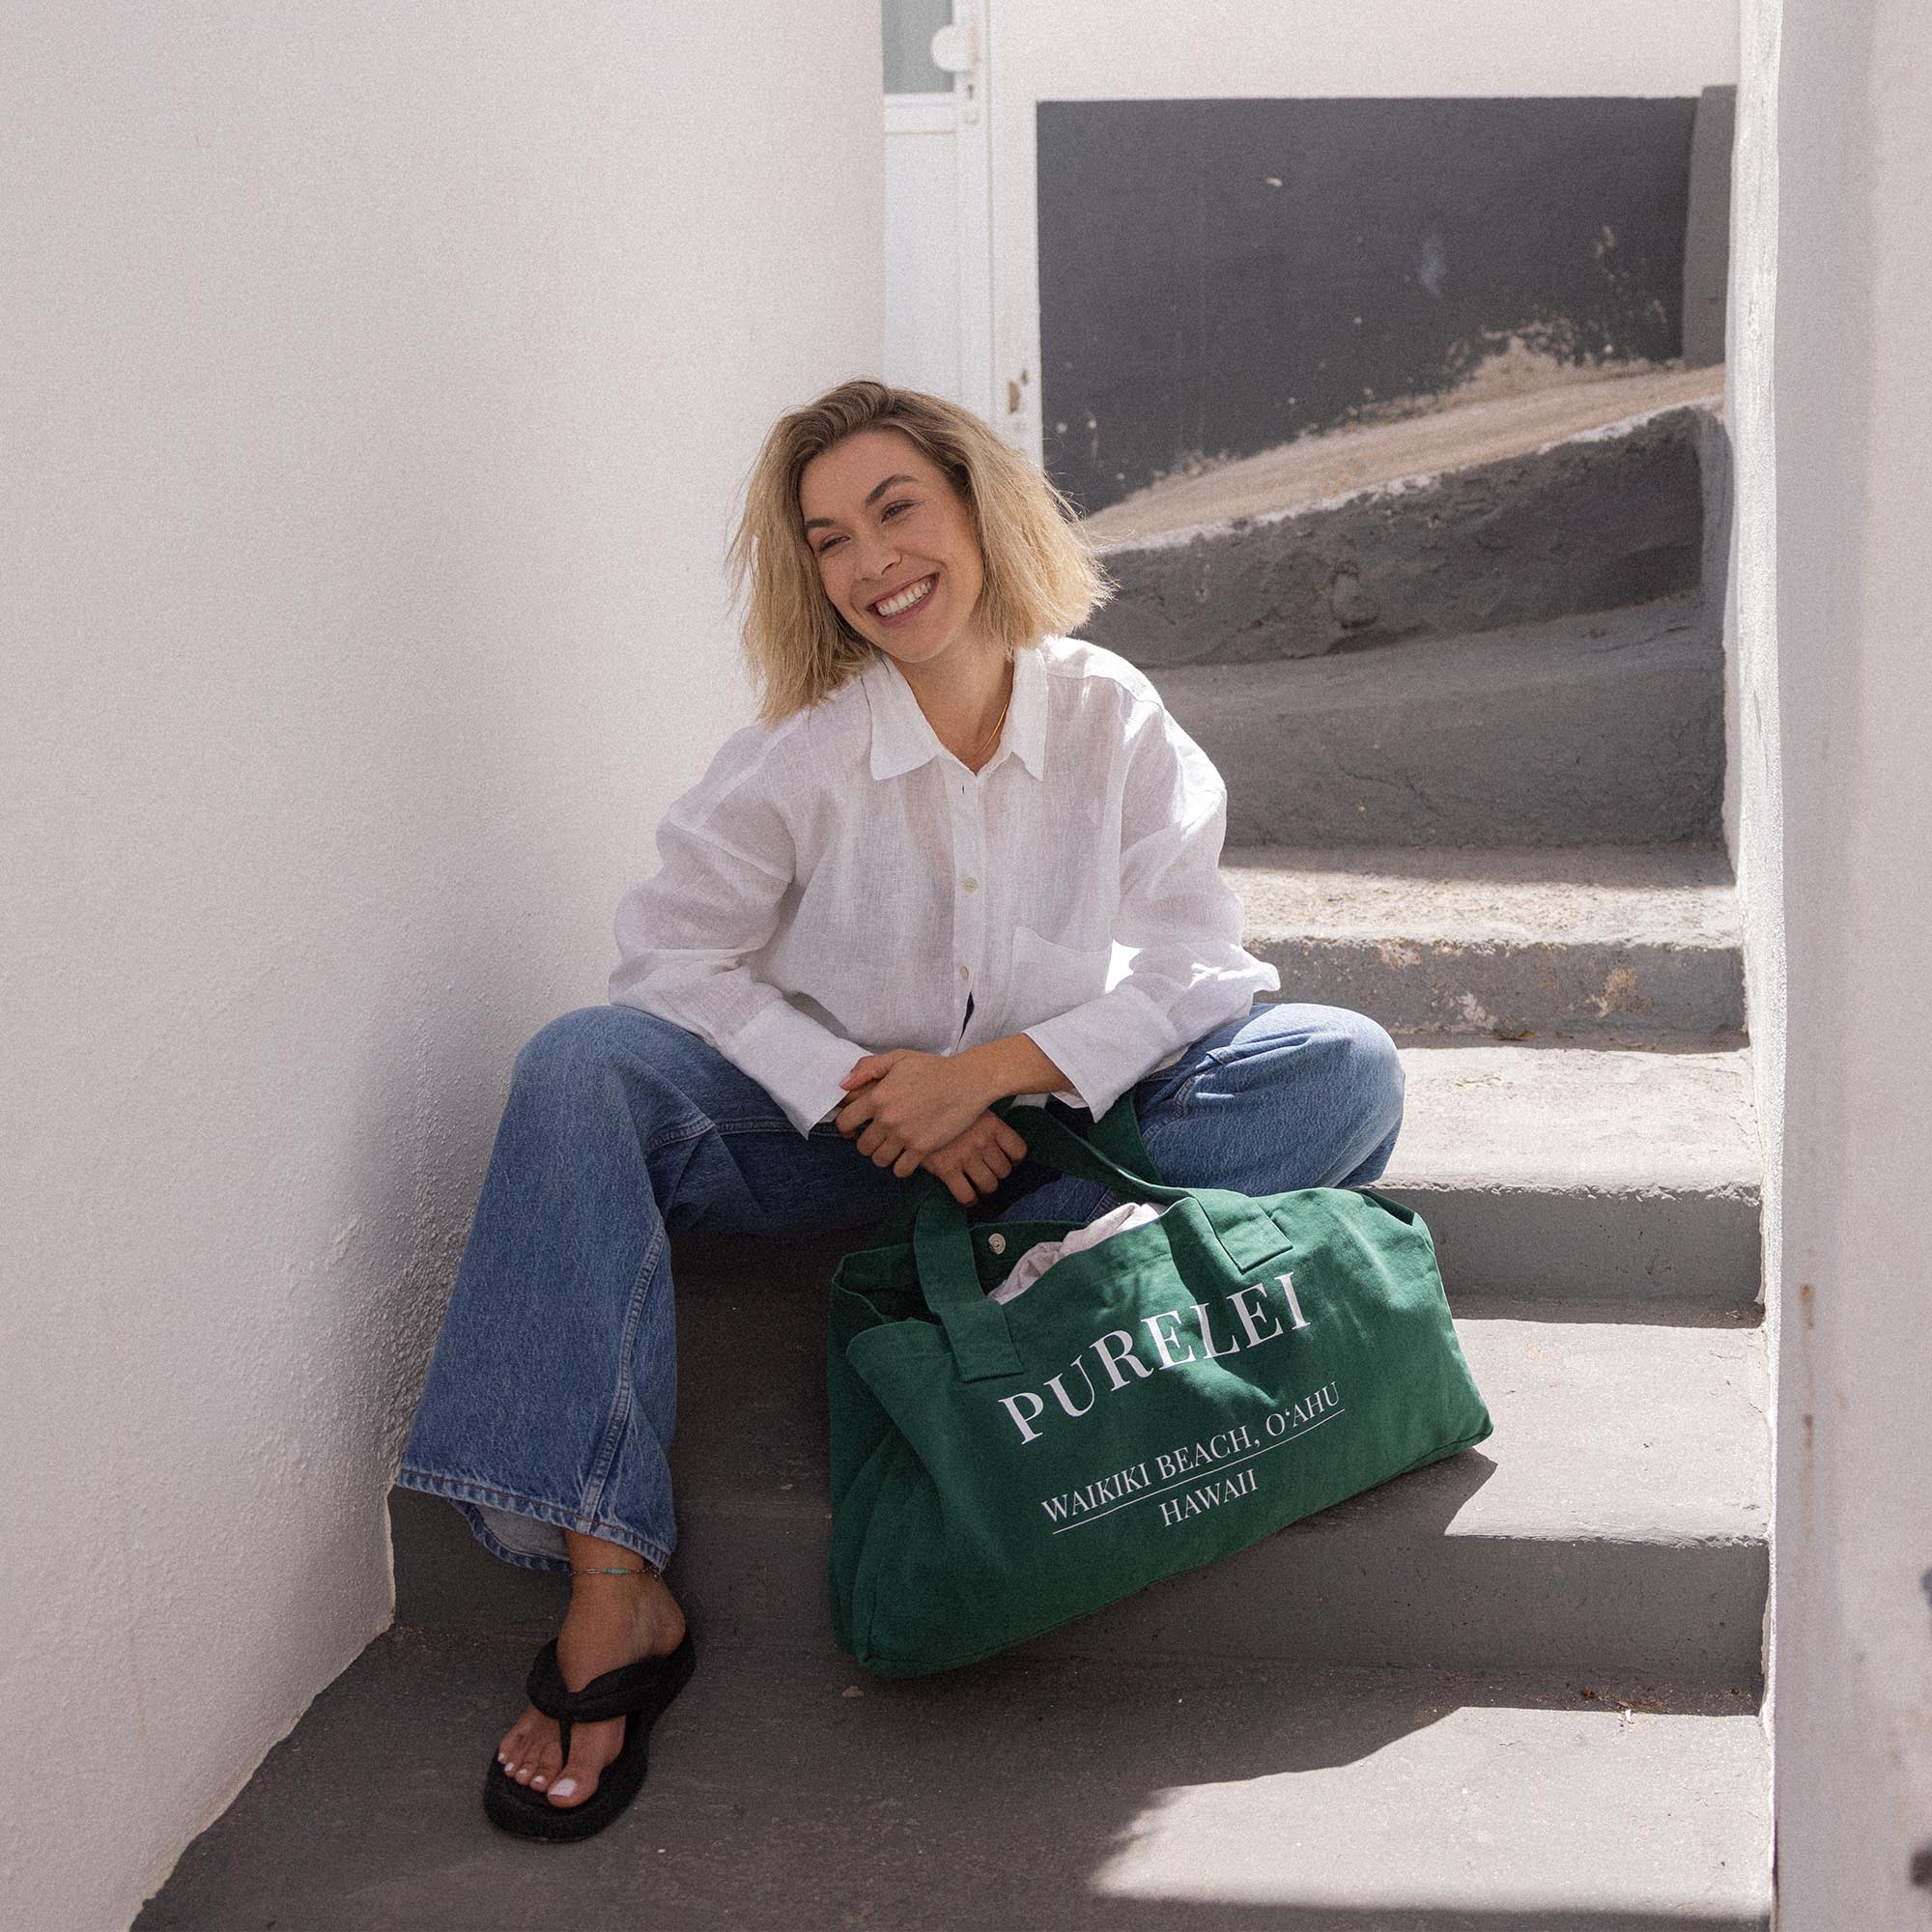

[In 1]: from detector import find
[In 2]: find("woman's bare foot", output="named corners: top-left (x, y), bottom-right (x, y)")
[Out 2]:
top-left (496, 1531), bottom-right (687, 1809)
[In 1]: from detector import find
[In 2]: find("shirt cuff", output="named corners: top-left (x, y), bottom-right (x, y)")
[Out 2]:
top-left (1022, 982), bottom-right (1180, 1122)
top-left (726, 1000), bottom-right (868, 1136)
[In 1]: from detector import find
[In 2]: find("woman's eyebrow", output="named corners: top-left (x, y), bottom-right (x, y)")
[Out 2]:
top-left (803, 473), bottom-right (919, 533)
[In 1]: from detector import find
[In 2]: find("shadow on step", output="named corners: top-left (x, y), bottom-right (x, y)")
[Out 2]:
top-left (135, 1619), bottom-right (1764, 1932)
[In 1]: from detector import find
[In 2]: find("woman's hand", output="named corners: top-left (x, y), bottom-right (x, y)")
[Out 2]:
top-left (920, 1109), bottom-right (1032, 1205)
top-left (836, 1049), bottom-right (995, 1176)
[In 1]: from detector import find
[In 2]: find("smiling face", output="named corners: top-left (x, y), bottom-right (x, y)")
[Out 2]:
top-left (798, 427), bottom-right (992, 675)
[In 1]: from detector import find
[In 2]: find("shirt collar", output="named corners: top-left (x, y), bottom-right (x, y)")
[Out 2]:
top-left (862, 642), bottom-right (1048, 783)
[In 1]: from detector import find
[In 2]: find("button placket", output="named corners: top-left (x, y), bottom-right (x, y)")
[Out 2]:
top-left (952, 774), bottom-right (987, 1005)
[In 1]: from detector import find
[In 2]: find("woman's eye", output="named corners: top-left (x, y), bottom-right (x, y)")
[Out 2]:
top-left (883, 499), bottom-right (912, 519)
top-left (815, 535), bottom-right (843, 554)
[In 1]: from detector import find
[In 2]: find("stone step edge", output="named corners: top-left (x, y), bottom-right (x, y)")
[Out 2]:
top-left (1086, 368), bottom-right (1726, 549)
top-left (1224, 843), bottom-right (1741, 949)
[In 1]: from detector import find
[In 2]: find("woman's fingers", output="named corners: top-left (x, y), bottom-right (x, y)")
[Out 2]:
top-left (858, 1121), bottom-right (907, 1166)
top-left (964, 1157), bottom-right (999, 1195)
top-left (996, 1122), bottom-right (1029, 1162)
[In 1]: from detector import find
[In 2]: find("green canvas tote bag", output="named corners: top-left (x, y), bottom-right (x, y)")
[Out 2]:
top-left (827, 1094), bottom-right (1492, 1677)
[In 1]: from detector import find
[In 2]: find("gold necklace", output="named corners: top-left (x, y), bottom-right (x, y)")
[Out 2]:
top-left (964, 668), bottom-right (1013, 770)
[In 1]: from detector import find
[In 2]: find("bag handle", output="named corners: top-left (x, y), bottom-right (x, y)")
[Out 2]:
top-left (905, 1094), bottom-right (1295, 1381)
top-left (865, 1092), bottom-right (1164, 1252)
top-left (986, 1096), bottom-right (1194, 1209)
top-left (870, 1095), bottom-right (1164, 1382)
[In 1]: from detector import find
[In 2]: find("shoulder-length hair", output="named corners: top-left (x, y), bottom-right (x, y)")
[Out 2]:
top-left (726, 379), bottom-right (1114, 726)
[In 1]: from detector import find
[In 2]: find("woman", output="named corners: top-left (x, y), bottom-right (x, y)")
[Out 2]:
top-left (397, 379), bottom-right (1404, 1841)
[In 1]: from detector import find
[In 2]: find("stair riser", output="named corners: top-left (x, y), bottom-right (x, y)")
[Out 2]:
top-left (1087, 409), bottom-right (1708, 668)
top-left (1157, 632), bottom-right (1724, 848)
top-left (666, 1499), bottom-right (1766, 1692)
top-left (1389, 1181), bottom-right (1762, 1311)
top-left (1252, 939), bottom-right (1745, 1041)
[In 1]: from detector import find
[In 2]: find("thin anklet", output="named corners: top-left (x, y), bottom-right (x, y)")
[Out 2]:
top-left (568, 1565), bottom-right (649, 1577)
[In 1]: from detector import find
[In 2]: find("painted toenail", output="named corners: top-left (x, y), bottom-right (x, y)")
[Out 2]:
top-left (551, 1777), bottom-right (578, 1799)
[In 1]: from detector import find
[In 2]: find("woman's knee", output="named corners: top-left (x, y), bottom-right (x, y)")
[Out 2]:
top-left (1269, 1004), bottom-right (1404, 1142)
top-left (1314, 1005), bottom-right (1406, 1136)
top-left (510, 1004), bottom-right (673, 1106)
top-left (1323, 1007), bottom-right (1404, 1135)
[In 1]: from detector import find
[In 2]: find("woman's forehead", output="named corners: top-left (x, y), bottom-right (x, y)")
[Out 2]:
top-left (799, 428), bottom-right (936, 509)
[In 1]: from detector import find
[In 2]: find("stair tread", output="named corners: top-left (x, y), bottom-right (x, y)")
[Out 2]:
top-left (136, 1636), bottom-right (1769, 1931)
top-left (1153, 594), bottom-right (1714, 713)
top-left (674, 1310), bottom-right (1768, 1554)
top-left (1151, 597), bottom-right (1722, 849)
top-left (1228, 843), bottom-right (1740, 949)
top-left (1387, 1042), bottom-right (1758, 1194)
top-left (1087, 363), bottom-right (1725, 546)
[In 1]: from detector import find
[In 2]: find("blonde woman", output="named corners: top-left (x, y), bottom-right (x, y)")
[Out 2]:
top-left (398, 380), bottom-right (1404, 1841)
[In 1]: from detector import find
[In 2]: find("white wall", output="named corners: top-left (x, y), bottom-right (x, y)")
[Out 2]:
top-left (1724, 3), bottom-right (1785, 1912)
top-left (1752, 0), bottom-right (1932, 1921)
top-left (997, 0), bottom-right (1738, 100)
top-left (0, 6), bottom-right (882, 1925)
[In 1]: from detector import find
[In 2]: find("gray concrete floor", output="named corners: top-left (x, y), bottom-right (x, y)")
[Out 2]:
top-left (135, 1628), bottom-right (1765, 1932)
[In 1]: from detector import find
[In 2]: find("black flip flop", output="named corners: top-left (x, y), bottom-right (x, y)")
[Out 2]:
top-left (483, 1630), bottom-right (696, 1843)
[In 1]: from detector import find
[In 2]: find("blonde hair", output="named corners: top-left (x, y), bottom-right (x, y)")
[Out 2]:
top-left (725, 378), bottom-right (1114, 725)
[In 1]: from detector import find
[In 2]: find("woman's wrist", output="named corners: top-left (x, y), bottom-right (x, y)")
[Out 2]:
top-left (958, 1034), bottom-right (1073, 1107)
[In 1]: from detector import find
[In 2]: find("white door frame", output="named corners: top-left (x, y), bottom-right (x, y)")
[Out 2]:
top-left (982, 0), bottom-right (1044, 462)
top-left (882, 0), bottom-right (996, 428)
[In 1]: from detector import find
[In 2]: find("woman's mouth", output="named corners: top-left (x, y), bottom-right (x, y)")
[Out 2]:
top-left (869, 574), bottom-right (936, 623)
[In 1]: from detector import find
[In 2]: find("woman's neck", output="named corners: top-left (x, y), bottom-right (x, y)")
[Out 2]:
top-left (890, 641), bottom-right (1014, 773)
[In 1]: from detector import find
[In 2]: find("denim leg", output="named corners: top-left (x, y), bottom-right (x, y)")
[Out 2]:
top-left (989, 1001), bottom-right (1405, 1224)
top-left (397, 1006), bottom-right (906, 1575)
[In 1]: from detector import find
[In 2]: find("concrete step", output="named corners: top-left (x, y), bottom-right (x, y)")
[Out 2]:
top-left (1385, 1043), bottom-right (1760, 1311)
top-left (1083, 386), bottom-right (1721, 668)
top-left (135, 1636), bottom-right (1771, 1930)
top-left (389, 1296), bottom-right (1768, 1691)
top-left (655, 1306), bottom-right (1766, 1691)
top-left (1231, 843), bottom-right (1743, 1042)
top-left (1154, 596), bottom-right (1723, 848)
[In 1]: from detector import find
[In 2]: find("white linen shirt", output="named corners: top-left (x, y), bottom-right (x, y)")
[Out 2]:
top-left (609, 634), bottom-right (1280, 1136)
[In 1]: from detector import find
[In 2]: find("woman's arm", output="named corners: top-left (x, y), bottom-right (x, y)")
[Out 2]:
top-left (1013, 685), bottom-right (1279, 1119)
top-left (611, 726), bottom-right (869, 1137)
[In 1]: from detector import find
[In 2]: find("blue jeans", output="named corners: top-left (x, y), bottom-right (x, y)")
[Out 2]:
top-left (397, 999), bottom-right (1403, 1577)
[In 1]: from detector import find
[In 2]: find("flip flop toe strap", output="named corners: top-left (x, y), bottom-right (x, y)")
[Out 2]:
top-left (525, 1640), bottom-right (676, 1725)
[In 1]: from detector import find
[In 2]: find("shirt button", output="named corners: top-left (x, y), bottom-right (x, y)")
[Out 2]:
top-left (962, 876), bottom-right (980, 893)
top-left (987, 1233), bottom-right (1007, 1256)
top-left (959, 965), bottom-right (971, 981)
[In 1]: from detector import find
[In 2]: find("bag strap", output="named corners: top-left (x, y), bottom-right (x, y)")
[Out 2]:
top-left (988, 1096), bottom-right (1193, 1208)
top-left (905, 1094), bottom-right (1295, 1381)
top-left (911, 1188), bottom-right (1025, 1381)
top-left (865, 1093), bottom-right (1162, 1252)
top-left (889, 1094), bottom-right (1166, 1383)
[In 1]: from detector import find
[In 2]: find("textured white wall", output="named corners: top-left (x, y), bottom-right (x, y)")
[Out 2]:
top-left (997, 0), bottom-right (1737, 99)
top-left (1759, 0), bottom-right (1932, 1922)
top-left (0, 5), bottom-right (881, 1925)
top-left (1725, 2), bottom-right (1783, 1908)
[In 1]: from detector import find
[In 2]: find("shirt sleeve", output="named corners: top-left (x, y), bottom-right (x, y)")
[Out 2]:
top-left (609, 728), bottom-right (867, 1137)
top-left (1021, 687), bottom-right (1280, 1120)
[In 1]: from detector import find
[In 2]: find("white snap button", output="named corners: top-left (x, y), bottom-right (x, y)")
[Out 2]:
top-left (959, 965), bottom-right (971, 981)
top-left (987, 1233), bottom-right (1007, 1255)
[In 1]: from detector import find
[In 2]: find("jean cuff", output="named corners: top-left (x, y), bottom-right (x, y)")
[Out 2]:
top-left (395, 1467), bottom-right (673, 1577)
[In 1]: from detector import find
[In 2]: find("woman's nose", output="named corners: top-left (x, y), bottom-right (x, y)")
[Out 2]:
top-left (856, 530), bottom-right (901, 580)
